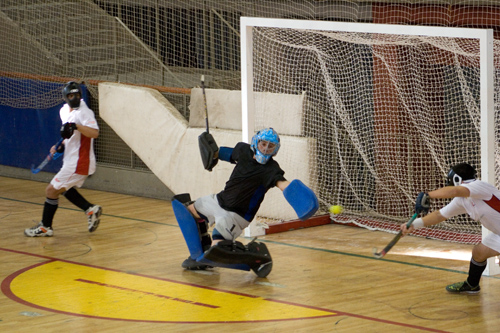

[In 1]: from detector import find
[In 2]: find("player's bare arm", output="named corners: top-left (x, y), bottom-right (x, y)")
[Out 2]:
top-left (401, 181), bottom-right (471, 237)
top-left (76, 124), bottom-right (99, 139)
top-left (428, 185), bottom-right (470, 199)
top-left (401, 210), bottom-right (446, 236)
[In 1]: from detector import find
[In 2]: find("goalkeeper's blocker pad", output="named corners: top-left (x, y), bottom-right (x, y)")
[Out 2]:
top-left (283, 179), bottom-right (319, 221)
top-left (171, 199), bottom-right (204, 260)
top-left (198, 131), bottom-right (219, 171)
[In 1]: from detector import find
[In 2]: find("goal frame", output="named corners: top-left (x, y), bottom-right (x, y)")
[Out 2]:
top-left (240, 17), bottom-right (497, 275)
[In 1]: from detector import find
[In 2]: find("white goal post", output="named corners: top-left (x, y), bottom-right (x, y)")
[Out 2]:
top-left (240, 17), bottom-right (499, 275)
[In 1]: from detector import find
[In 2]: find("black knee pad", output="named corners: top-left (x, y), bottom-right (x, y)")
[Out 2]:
top-left (172, 193), bottom-right (192, 205)
top-left (196, 220), bottom-right (212, 252)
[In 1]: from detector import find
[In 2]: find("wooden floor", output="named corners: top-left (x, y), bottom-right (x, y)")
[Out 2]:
top-left (1, 176), bottom-right (500, 333)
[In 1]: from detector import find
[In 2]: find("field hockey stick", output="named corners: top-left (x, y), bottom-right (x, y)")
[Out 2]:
top-left (373, 212), bottom-right (418, 259)
top-left (197, 75), bottom-right (219, 171)
top-left (201, 75), bottom-right (209, 133)
top-left (31, 138), bottom-right (64, 174)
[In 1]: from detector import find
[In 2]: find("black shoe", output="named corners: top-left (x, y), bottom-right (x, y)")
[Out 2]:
top-left (181, 256), bottom-right (212, 270)
top-left (446, 281), bottom-right (480, 294)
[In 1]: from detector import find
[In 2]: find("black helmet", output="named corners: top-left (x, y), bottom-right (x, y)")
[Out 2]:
top-left (446, 163), bottom-right (477, 186)
top-left (62, 81), bottom-right (82, 109)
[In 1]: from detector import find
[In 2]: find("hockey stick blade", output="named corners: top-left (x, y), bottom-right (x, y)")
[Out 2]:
top-left (373, 212), bottom-right (418, 259)
top-left (31, 138), bottom-right (64, 174)
top-left (31, 159), bottom-right (49, 174)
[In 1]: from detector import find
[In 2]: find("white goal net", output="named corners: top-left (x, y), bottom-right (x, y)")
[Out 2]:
top-left (241, 18), bottom-right (499, 245)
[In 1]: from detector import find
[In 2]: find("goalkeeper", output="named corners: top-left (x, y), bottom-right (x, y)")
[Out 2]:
top-left (172, 128), bottom-right (318, 277)
top-left (401, 163), bottom-right (500, 294)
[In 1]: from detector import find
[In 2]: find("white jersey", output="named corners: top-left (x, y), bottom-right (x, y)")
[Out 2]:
top-left (59, 100), bottom-right (99, 175)
top-left (440, 180), bottom-right (500, 236)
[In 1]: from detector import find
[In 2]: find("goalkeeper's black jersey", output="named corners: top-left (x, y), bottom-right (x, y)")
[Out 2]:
top-left (216, 142), bottom-right (286, 221)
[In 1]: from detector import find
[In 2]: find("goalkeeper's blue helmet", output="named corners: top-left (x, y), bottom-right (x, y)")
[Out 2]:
top-left (251, 128), bottom-right (280, 164)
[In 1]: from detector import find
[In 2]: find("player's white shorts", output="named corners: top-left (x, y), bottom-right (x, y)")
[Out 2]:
top-left (194, 194), bottom-right (250, 240)
top-left (50, 168), bottom-right (88, 191)
top-left (482, 232), bottom-right (500, 253)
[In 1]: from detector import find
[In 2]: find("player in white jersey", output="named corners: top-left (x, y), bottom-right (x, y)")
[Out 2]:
top-left (24, 82), bottom-right (102, 237)
top-left (401, 163), bottom-right (500, 294)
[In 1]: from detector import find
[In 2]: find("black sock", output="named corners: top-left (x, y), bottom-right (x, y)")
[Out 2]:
top-left (42, 198), bottom-right (58, 228)
top-left (63, 187), bottom-right (91, 211)
top-left (467, 258), bottom-right (487, 287)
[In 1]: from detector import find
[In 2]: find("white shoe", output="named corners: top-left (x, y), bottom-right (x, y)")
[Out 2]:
top-left (24, 221), bottom-right (53, 237)
top-left (85, 205), bottom-right (102, 232)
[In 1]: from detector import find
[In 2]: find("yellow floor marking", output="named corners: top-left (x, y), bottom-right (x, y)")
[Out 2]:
top-left (8, 261), bottom-right (336, 322)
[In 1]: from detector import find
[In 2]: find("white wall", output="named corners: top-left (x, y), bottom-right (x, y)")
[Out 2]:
top-left (99, 82), bottom-right (315, 221)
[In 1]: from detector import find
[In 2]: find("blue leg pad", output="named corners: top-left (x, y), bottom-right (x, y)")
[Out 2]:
top-left (283, 179), bottom-right (319, 221)
top-left (172, 199), bottom-right (203, 259)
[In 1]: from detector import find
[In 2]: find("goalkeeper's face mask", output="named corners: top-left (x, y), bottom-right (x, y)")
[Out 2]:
top-left (258, 140), bottom-right (277, 155)
top-left (254, 140), bottom-right (279, 164)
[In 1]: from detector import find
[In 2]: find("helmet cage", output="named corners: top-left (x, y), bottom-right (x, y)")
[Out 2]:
top-left (62, 82), bottom-right (82, 109)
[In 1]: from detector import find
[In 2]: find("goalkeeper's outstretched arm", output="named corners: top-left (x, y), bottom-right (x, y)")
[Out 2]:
top-left (276, 180), bottom-right (290, 191)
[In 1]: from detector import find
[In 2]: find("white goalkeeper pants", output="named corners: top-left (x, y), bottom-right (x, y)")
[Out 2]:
top-left (194, 194), bottom-right (249, 241)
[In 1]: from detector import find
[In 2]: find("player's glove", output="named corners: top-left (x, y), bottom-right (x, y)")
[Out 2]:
top-left (56, 143), bottom-right (65, 153)
top-left (415, 192), bottom-right (430, 215)
top-left (60, 122), bottom-right (77, 139)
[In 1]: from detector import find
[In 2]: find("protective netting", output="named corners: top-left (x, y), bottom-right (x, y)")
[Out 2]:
top-left (2, 1), bottom-right (500, 242)
top-left (251, 26), bottom-right (500, 244)
top-left (3, 1), bottom-right (500, 108)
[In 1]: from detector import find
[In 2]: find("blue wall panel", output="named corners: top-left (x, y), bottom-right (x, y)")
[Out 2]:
top-left (0, 78), bottom-right (88, 173)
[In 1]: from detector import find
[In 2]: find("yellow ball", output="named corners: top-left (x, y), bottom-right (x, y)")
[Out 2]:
top-left (329, 205), bottom-right (344, 214)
